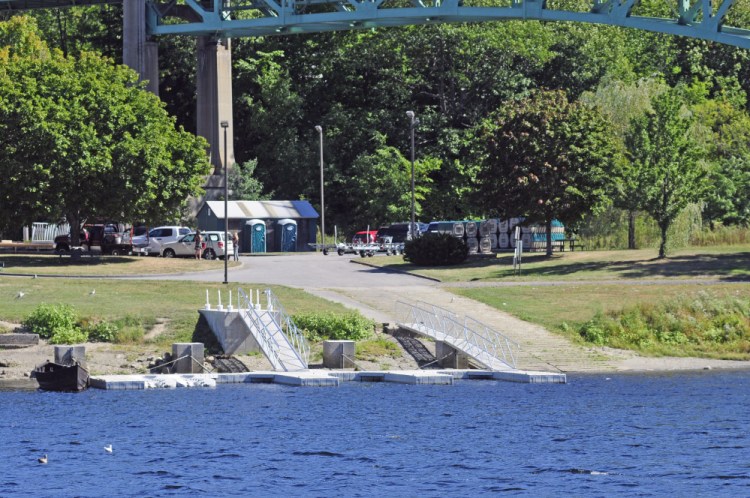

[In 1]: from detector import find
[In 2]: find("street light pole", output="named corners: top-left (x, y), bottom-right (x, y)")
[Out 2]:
top-left (406, 110), bottom-right (417, 239)
top-left (221, 120), bottom-right (229, 284)
top-left (314, 125), bottom-right (326, 255)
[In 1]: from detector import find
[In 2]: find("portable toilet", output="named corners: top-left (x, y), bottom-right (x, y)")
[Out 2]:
top-left (277, 219), bottom-right (297, 252)
top-left (244, 219), bottom-right (266, 254)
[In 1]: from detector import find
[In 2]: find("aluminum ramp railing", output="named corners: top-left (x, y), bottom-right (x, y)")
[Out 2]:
top-left (237, 288), bottom-right (308, 371)
top-left (394, 300), bottom-right (519, 371)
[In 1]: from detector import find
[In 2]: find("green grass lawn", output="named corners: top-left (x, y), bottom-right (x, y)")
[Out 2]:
top-left (449, 282), bottom-right (750, 336)
top-left (0, 277), bottom-right (352, 347)
top-left (0, 254), bottom-right (240, 276)
top-left (365, 244), bottom-right (750, 282)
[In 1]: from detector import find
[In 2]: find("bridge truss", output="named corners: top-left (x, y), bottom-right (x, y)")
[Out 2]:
top-left (142, 0), bottom-right (750, 49)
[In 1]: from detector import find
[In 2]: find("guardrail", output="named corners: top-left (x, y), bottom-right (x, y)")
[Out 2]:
top-left (394, 300), bottom-right (519, 370)
top-left (264, 289), bottom-right (310, 367)
top-left (238, 288), bottom-right (285, 371)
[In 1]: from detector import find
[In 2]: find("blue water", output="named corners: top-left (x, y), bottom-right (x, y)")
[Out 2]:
top-left (2, 371), bottom-right (749, 497)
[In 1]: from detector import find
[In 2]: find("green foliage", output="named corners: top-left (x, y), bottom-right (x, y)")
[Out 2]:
top-left (0, 17), bottom-right (210, 239)
top-left (403, 232), bottom-right (468, 266)
top-left (85, 321), bottom-right (118, 342)
top-left (22, 303), bottom-right (79, 339)
top-left (49, 327), bottom-right (89, 345)
top-left (292, 312), bottom-right (374, 342)
top-left (575, 291), bottom-right (750, 358)
top-left (476, 89), bottom-right (619, 256)
top-left (356, 338), bottom-right (402, 361)
top-left (625, 86), bottom-right (708, 258)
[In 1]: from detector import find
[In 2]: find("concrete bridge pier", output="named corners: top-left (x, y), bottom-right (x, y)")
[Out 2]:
top-left (197, 36), bottom-right (235, 199)
top-left (123, 0), bottom-right (159, 95)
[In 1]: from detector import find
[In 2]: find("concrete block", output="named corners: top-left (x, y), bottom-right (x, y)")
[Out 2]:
top-left (54, 345), bottom-right (86, 367)
top-left (199, 309), bottom-right (261, 355)
top-left (172, 343), bottom-right (205, 373)
top-left (0, 333), bottom-right (39, 348)
top-left (323, 340), bottom-right (355, 369)
top-left (435, 341), bottom-right (470, 369)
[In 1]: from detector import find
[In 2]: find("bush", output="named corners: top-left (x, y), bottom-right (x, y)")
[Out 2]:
top-left (403, 232), bottom-right (468, 266)
top-left (49, 328), bottom-right (89, 345)
top-left (575, 291), bottom-right (750, 358)
top-left (23, 304), bottom-right (79, 339)
top-left (86, 321), bottom-right (118, 342)
top-left (292, 312), bottom-right (375, 341)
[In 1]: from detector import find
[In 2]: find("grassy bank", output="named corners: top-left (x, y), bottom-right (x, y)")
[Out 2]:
top-left (0, 254), bottom-right (240, 276)
top-left (0, 277), bottom-right (350, 349)
top-left (365, 245), bottom-right (750, 282)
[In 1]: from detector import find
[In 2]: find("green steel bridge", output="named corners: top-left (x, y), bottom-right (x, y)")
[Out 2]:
top-left (2, 0), bottom-right (750, 49)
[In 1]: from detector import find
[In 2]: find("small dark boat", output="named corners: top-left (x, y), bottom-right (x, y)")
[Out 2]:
top-left (32, 361), bottom-right (90, 392)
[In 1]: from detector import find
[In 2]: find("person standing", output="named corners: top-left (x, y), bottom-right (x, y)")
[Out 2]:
top-left (232, 231), bottom-right (239, 261)
top-left (194, 229), bottom-right (202, 259)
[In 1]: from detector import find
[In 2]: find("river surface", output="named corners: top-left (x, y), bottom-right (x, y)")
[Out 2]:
top-left (1, 371), bottom-right (749, 497)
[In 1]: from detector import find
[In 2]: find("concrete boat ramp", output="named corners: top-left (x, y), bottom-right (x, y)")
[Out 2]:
top-left (90, 368), bottom-right (565, 390)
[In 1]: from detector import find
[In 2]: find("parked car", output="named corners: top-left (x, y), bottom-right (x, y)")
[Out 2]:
top-left (54, 222), bottom-right (134, 255)
top-left (133, 226), bottom-right (191, 255)
top-left (160, 231), bottom-right (234, 260)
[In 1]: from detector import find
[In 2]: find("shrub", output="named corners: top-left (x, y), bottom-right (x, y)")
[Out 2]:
top-left (575, 291), bottom-right (750, 358)
top-left (86, 321), bottom-right (119, 342)
top-left (49, 328), bottom-right (89, 345)
top-left (403, 232), bottom-right (468, 266)
top-left (23, 304), bottom-right (79, 339)
top-left (292, 312), bottom-right (375, 341)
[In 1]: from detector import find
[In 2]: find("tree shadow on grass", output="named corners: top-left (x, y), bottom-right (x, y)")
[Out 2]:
top-left (0, 254), bottom-right (137, 270)
top-left (491, 251), bottom-right (750, 280)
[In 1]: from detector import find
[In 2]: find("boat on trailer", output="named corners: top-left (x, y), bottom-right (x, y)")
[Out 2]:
top-left (32, 361), bottom-right (90, 392)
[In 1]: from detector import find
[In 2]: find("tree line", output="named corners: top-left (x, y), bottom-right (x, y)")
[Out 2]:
top-left (1, 3), bottom-right (749, 256)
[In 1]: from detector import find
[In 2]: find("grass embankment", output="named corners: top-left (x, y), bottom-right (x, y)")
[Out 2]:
top-left (0, 254), bottom-right (240, 276)
top-left (0, 277), bottom-right (351, 351)
top-left (368, 245), bottom-right (750, 359)
top-left (366, 245), bottom-right (750, 282)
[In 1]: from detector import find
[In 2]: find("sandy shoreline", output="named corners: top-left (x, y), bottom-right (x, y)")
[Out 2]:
top-left (2, 333), bottom-right (749, 391)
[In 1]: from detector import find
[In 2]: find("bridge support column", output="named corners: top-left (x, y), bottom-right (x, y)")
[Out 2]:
top-left (123, 0), bottom-right (159, 95)
top-left (436, 341), bottom-right (469, 369)
top-left (197, 37), bottom-right (235, 199)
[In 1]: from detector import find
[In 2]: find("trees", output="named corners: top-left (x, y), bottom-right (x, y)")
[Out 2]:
top-left (0, 17), bottom-right (210, 241)
top-left (624, 87), bottom-right (707, 258)
top-left (476, 89), bottom-right (618, 256)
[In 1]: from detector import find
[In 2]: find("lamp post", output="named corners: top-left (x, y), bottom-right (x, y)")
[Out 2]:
top-left (406, 110), bottom-right (418, 239)
top-left (220, 120), bottom-right (229, 284)
top-left (315, 125), bottom-right (326, 255)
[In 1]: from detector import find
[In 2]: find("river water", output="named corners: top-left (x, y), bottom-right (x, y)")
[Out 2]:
top-left (1, 371), bottom-right (749, 497)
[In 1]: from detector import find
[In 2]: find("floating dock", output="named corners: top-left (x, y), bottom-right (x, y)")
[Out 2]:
top-left (90, 368), bottom-right (566, 390)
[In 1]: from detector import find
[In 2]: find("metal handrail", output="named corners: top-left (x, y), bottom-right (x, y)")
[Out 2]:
top-left (264, 289), bottom-right (310, 367)
top-left (238, 288), bottom-right (284, 370)
top-left (394, 300), bottom-right (520, 370)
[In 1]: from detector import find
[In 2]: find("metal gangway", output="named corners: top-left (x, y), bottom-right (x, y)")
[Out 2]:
top-left (394, 301), bottom-right (520, 371)
top-left (237, 288), bottom-right (309, 372)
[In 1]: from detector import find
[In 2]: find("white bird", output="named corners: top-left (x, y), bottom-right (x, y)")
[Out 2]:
top-left (15, 291), bottom-right (25, 299)
top-left (38, 454), bottom-right (47, 464)
top-left (33, 274), bottom-right (38, 279)
top-left (89, 289), bottom-right (96, 296)
top-left (104, 444), bottom-right (113, 453)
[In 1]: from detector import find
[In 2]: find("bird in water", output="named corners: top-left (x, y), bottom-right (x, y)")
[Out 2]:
top-left (104, 444), bottom-right (113, 453)
top-left (38, 454), bottom-right (47, 464)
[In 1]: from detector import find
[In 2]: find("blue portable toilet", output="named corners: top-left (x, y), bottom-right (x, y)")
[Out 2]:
top-left (276, 219), bottom-right (297, 252)
top-left (244, 219), bottom-right (266, 253)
